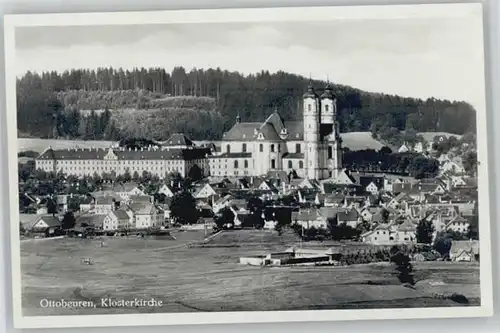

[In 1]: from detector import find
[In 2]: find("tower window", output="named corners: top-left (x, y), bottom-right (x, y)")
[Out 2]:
top-left (288, 161), bottom-right (293, 169)
top-left (270, 144), bottom-right (275, 152)
top-left (308, 104), bottom-right (312, 111)
top-left (296, 144), bottom-right (301, 153)
top-left (325, 105), bottom-right (329, 112)
top-left (328, 146), bottom-right (333, 159)
top-left (242, 143), bottom-right (247, 152)
top-left (226, 145), bottom-right (230, 153)
top-left (259, 144), bottom-right (263, 152)
top-left (271, 159), bottom-right (276, 169)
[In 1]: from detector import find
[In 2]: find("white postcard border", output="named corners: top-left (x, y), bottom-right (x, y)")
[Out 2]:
top-left (3, 3), bottom-right (494, 329)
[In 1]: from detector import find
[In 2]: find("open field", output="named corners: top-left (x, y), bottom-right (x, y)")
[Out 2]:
top-left (21, 230), bottom-right (480, 316)
top-left (18, 138), bottom-right (116, 153)
top-left (418, 132), bottom-right (462, 142)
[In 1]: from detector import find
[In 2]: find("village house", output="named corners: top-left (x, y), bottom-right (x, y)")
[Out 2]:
top-left (193, 183), bottom-right (217, 199)
top-left (128, 202), bottom-right (163, 229)
top-left (110, 182), bottom-right (146, 200)
top-left (20, 214), bottom-right (61, 236)
top-left (361, 220), bottom-right (416, 246)
top-left (94, 196), bottom-right (116, 215)
top-left (74, 214), bottom-right (106, 231)
top-left (450, 240), bottom-right (479, 262)
top-left (337, 209), bottom-right (361, 228)
top-left (446, 215), bottom-right (470, 233)
top-left (359, 206), bottom-right (380, 222)
top-left (324, 194), bottom-right (345, 207)
top-left (358, 176), bottom-right (384, 195)
top-left (157, 184), bottom-right (175, 198)
top-left (291, 207), bottom-right (341, 230)
top-left (103, 209), bottom-right (133, 231)
top-left (212, 194), bottom-right (233, 214)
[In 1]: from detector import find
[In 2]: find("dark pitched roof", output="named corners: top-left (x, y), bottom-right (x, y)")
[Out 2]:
top-left (282, 152), bottom-right (305, 159)
top-left (37, 147), bottom-right (208, 161)
top-left (112, 209), bottom-right (130, 220)
top-left (38, 215), bottom-right (61, 228)
top-left (338, 209), bottom-right (359, 221)
top-left (211, 152), bottom-right (252, 158)
top-left (161, 133), bottom-right (193, 146)
top-left (359, 176), bottom-right (384, 190)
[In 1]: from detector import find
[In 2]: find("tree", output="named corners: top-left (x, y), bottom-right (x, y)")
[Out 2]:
top-left (390, 246), bottom-right (415, 285)
top-left (187, 164), bottom-right (203, 182)
top-left (214, 207), bottom-right (235, 230)
top-left (170, 191), bottom-right (198, 224)
top-left (46, 197), bottom-right (57, 215)
top-left (61, 211), bottom-right (76, 230)
top-left (463, 151), bottom-right (478, 176)
top-left (408, 156), bottom-right (439, 179)
top-left (433, 235), bottom-right (452, 258)
top-left (416, 219), bottom-right (435, 244)
top-left (123, 168), bottom-right (132, 182)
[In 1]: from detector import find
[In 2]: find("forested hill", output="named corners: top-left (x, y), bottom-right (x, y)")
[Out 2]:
top-left (16, 67), bottom-right (476, 142)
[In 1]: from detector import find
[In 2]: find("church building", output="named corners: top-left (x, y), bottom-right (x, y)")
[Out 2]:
top-left (208, 82), bottom-right (342, 180)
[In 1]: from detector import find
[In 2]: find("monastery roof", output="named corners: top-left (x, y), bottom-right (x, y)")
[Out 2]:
top-left (161, 133), bottom-right (194, 147)
top-left (37, 147), bottom-right (208, 161)
top-left (282, 152), bottom-right (305, 159)
top-left (210, 152), bottom-right (252, 158)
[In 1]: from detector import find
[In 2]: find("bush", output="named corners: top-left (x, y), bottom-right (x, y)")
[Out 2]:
top-left (448, 293), bottom-right (469, 304)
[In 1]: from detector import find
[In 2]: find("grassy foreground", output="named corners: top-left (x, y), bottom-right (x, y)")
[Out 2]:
top-left (20, 230), bottom-right (480, 316)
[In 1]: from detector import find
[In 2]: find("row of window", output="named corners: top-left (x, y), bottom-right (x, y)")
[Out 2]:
top-left (224, 144), bottom-right (335, 155)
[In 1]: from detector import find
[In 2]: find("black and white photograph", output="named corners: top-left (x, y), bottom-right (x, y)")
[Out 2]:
top-left (3, 3), bottom-right (494, 329)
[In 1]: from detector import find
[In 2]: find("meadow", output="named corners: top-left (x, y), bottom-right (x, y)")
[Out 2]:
top-left (20, 230), bottom-right (480, 316)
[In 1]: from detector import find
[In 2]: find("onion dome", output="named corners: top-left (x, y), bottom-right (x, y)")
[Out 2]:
top-left (303, 81), bottom-right (318, 99)
top-left (320, 82), bottom-right (335, 99)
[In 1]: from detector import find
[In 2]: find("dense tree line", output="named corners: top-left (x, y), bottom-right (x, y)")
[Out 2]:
top-left (17, 67), bottom-right (476, 141)
top-left (342, 148), bottom-right (439, 178)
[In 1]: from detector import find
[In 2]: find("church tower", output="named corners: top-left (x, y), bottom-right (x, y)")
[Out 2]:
top-left (320, 82), bottom-right (342, 179)
top-left (303, 82), bottom-right (321, 180)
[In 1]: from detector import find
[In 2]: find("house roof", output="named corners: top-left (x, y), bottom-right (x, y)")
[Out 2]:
top-left (129, 195), bottom-right (152, 203)
top-left (292, 209), bottom-right (320, 221)
top-left (111, 182), bottom-right (141, 193)
top-left (95, 196), bottom-right (115, 205)
top-left (161, 133), bottom-right (194, 147)
top-left (112, 209), bottom-right (130, 220)
top-left (398, 219), bottom-right (417, 232)
top-left (337, 209), bottom-right (359, 221)
top-left (76, 214), bottom-right (106, 227)
top-left (30, 215), bottom-right (61, 229)
top-left (128, 202), bottom-right (156, 215)
top-left (358, 176), bottom-right (384, 190)
top-left (451, 240), bottom-right (479, 255)
top-left (319, 207), bottom-right (341, 219)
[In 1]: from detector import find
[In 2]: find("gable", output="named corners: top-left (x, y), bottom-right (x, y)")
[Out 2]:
top-left (33, 220), bottom-right (49, 228)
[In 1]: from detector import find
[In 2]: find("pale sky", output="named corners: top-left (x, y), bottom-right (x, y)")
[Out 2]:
top-left (14, 6), bottom-right (486, 112)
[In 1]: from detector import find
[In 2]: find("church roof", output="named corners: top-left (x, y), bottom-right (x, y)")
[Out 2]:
top-left (222, 117), bottom-right (305, 142)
